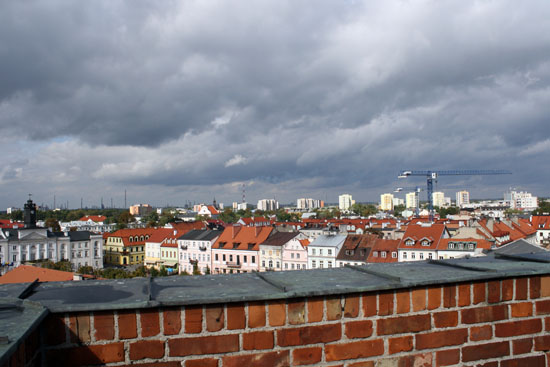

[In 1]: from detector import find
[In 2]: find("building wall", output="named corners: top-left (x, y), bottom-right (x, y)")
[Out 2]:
top-left (178, 239), bottom-right (213, 275)
top-left (211, 249), bottom-right (258, 274)
top-left (33, 275), bottom-right (550, 367)
top-left (380, 193), bottom-right (394, 211)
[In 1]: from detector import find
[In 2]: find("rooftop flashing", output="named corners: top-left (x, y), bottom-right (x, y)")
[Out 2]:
top-left (0, 297), bottom-right (48, 367)
top-left (1, 253), bottom-right (550, 314)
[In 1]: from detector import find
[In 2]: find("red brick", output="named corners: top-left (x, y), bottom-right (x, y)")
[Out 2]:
top-left (516, 277), bottom-right (528, 300)
top-left (69, 313), bottom-right (90, 343)
top-left (462, 341), bottom-right (510, 362)
top-left (487, 280), bottom-right (501, 303)
top-left (536, 300), bottom-right (550, 315)
top-left (288, 299), bottom-right (305, 324)
top-left (226, 303), bottom-right (245, 330)
top-left (470, 325), bottom-right (492, 341)
top-left (511, 302), bottom-right (533, 318)
top-left (541, 275), bottom-right (550, 297)
top-left (46, 343), bottom-right (124, 366)
top-left (502, 278), bottom-right (514, 301)
top-left (546, 317), bottom-right (550, 331)
top-left (326, 297), bottom-right (342, 320)
top-left (168, 334), bottom-right (239, 356)
top-left (396, 290), bottom-right (410, 314)
top-left (118, 310), bottom-right (137, 339)
top-left (415, 328), bottom-right (467, 350)
top-left (535, 335), bottom-right (550, 351)
top-left (443, 285), bottom-right (456, 308)
top-left (185, 306), bottom-right (202, 333)
top-left (389, 335), bottom-right (413, 354)
top-left (433, 311), bottom-right (458, 328)
top-left (530, 276), bottom-right (541, 299)
top-left (500, 355), bottom-right (545, 367)
top-left (436, 349), bottom-right (459, 366)
top-left (116, 363), bottom-right (180, 367)
top-left (512, 338), bottom-right (533, 355)
top-left (163, 309), bottom-right (181, 335)
top-left (495, 318), bottom-right (541, 337)
top-left (243, 330), bottom-right (274, 350)
top-left (347, 362), bottom-right (374, 367)
top-left (140, 309), bottom-right (160, 337)
top-left (223, 351), bottom-right (289, 367)
top-left (427, 286), bottom-right (441, 310)
top-left (130, 340), bottom-right (164, 360)
top-left (377, 314), bottom-right (431, 335)
top-left (248, 301), bottom-right (266, 328)
top-left (268, 300), bottom-right (286, 326)
top-left (43, 314), bottom-right (67, 346)
top-left (362, 294), bottom-right (377, 316)
top-left (397, 352), bottom-right (433, 367)
top-left (461, 304), bottom-right (508, 324)
top-left (186, 358), bottom-right (219, 367)
top-left (412, 288), bottom-right (426, 312)
top-left (206, 306), bottom-right (224, 332)
top-left (473, 281), bottom-right (486, 304)
top-left (457, 283), bottom-right (470, 307)
top-left (325, 339), bottom-right (384, 361)
top-left (477, 363), bottom-right (498, 367)
top-left (93, 312), bottom-right (114, 341)
top-left (344, 294), bottom-right (360, 318)
top-left (345, 320), bottom-right (373, 339)
top-left (292, 347), bottom-right (322, 366)
top-left (307, 298), bottom-right (323, 322)
top-left (378, 291), bottom-right (394, 315)
top-left (278, 323), bottom-right (341, 346)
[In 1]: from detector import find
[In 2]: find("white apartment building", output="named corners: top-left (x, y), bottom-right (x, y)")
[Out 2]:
top-left (393, 197), bottom-right (405, 207)
top-left (339, 194), bottom-right (354, 211)
top-left (297, 198), bottom-right (322, 210)
top-left (257, 199), bottom-right (279, 211)
top-left (307, 235), bottom-right (346, 269)
top-left (178, 229), bottom-right (221, 274)
top-left (505, 190), bottom-right (538, 211)
top-left (432, 192), bottom-right (445, 208)
top-left (380, 193), bottom-right (394, 211)
top-left (456, 191), bottom-right (470, 207)
top-left (406, 192), bottom-right (419, 209)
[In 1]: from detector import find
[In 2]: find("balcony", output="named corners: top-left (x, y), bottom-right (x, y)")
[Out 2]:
top-left (180, 245), bottom-right (188, 250)
top-left (199, 245), bottom-right (207, 251)
top-left (189, 259), bottom-right (198, 264)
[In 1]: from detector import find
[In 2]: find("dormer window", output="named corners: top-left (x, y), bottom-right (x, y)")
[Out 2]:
top-left (373, 251), bottom-right (378, 257)
top-left (421, 240), bottom-right (430, 247)
top-left (405, 239), bottom-right (414, 246)
top-left (448, 242), bottom-right (455, 249)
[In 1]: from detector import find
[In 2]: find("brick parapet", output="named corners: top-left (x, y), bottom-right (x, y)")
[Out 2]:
top-left (26, 275), bottom-right (550, 366)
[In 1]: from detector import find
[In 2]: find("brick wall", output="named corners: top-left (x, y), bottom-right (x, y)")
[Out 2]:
top-left (12, 275), bottom-right (550, 366)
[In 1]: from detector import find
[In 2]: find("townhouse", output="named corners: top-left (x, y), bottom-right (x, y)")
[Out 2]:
top-left (398, 223), bottom-right (449, 262)
top-left (104, 228), bottom-right (156, 266)
top-left (282, 236), bottom-right (310, 271)
top-left (211, 226), bottom-right (273, 274)
top-left (144, 229), bottom-right (177, 269)
top-left (258, 232), bottom-right (305, 272)
top-left (178, 229), bottom-right (221, 275)
top-left (307, 234), bottom-right (346, 269)
top-left (532, 215), bottom-right (550, 247)
top-left (160, 236), bottom-right (179, 273)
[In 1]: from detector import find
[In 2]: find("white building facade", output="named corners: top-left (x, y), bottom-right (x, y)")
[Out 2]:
top-left (307, 235), bottom-right (346, 269)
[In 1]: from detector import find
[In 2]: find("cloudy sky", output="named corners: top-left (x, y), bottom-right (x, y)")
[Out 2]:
top-left (1, 0), bottom-right (550, 209)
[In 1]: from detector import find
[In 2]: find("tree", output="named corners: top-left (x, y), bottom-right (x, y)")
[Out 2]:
top-left (159, 213), bottom-right (176, 226)
top-left (533, 200), bottom-right (550, 216)
top-left (45, 218), bottom-right (61, 232)
top-left (159, 266), bottom-right (168, 277)
top-left (193, 263), bottom-right (201, 275)
top-left (77, 265), bottom-right (94, 275)
top-left (436, 206), bottom-right (459, 219)
top-left (145, 212), bottom-right (159, 227)
top-left (9, 210), bottom-right (23, 221)
top-left (118, 211), bottom-right (136, 224)
top-left (219, 208), bottom-right (238, 223)
top-left (393, 204), bottom-right (406, 218)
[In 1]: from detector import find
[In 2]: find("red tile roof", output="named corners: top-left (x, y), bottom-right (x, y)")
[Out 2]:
top-left (437, 238), bottom-right (492, 251)
top-left (79, 215), bottom-right (107, 222)
top-left (398, 224), bottom-right (447, 250)
top-left (212, 226), bottom-right (274, 251)
top-left (0, 265), bottom-right (83, 284)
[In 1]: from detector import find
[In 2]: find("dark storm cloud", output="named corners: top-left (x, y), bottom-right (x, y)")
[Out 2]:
top-left (1, 0), bottom-right (550, 207)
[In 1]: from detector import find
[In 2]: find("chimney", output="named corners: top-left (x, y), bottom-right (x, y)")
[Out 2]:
top-left (232, 225), bottom-right (241, 239)
top-left (255, 226), bottom-right (262, 237)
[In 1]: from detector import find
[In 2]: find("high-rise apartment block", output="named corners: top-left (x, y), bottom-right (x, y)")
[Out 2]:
top-left (380, 193), bottom-right (394, 211)
top-left (406, 192), bottom-right (419, 209)
top-left (297, 198), bottom-right (323, 210)
top-left (456, 191), bottom-right (470, 207)
top-left (257, 199), bottom-right (279, 211)
top-left (338, 194), bottom-right (354, 211)
top-left (432, 192), bottom-right (445, 208)
top-left (129, 204), bottom-right (153, 216)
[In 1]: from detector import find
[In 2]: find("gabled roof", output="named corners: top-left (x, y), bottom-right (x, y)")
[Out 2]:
top-left (309, 234), bottom-right (346, 248)
top-left (107, 228), bottom-right (158, 247)
top-left (147, 228), bottom-right (178, 243)
top-left (398, 224), bottom-right (447, 250)
top-left (0, 265), bottom-right (86, 284)
top-left (368, 239), bottom-right (400, 263)
top-left (259, 232), bottom-right (300, 247)
top-left (166, 221), bottom-right (205, 234)
top-left (336, 234), bottom-right (377, 262)
top-left (493, 239), bottom-right (547, 255)
top-left (212, 226), bottom-right (274, 251)
top-left (532, 216), bottom-right (550, 230)
top-left (78, 215), bottom-right (106, 223)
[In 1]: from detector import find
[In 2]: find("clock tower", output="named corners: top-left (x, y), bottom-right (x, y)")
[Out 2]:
top-left (24, 195), bottom-right (37, 229)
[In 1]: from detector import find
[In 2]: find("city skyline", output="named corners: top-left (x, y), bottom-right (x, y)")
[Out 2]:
top-left (2, 1), bottom-right (550, 208)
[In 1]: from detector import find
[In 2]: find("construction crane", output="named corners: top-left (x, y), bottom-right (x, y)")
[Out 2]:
top-left (398, 170), bottom-right (512, 220)
top-left (394, 186), bottom-right (423, 217)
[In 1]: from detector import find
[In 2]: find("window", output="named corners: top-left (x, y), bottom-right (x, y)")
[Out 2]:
top-left (312, 249), bottom-right (316, 255)
top-left (421, 240), bottom-right (430, 246)
top-left (215, 254), bottom-right (219, 261)
top-left (319, 249), bottom-right (323, 256)
top-left (296, 253), bottom-right (300, 259)
top-left (312, 260), bottom-right (316, 268)
top-left (229, 255), bottom-right (233, 261)
top-left (381, 251), bottom-right (387, 258)
top-left (419, 253), bottom-right (424, 260)
top-left (328, 261), bottom-right (332, 268)
top-left (291, 263), bottom-right (295, 269)
top-left (268, 260), bottom-right (273, 268)
top-left (291, 253), bottom-right (294, 259)
top-left (373, 251), bottom-right (378, 257)
top-left (403, 252), bottom-right (407, 259)
top-left (411, 253), bottom-right (416, 259)
top-left (244, 255), bottom-right (247, 262)
top-left (252, 256), bottom-right (256, 263)
top-left (392, 252), bottom-right (397, 258)
top-left (428, 253), bottom-right (433, 259)
top-left (285, 263), bottom-right (288, 269)
top-left (328, 249), bottom-right (332, 255)
top-left (405, 239), bottom-right (414, 246)
top-left (319, 261), bottom-right (324, 268)
top-left (276, 261), bottom-right (280, 268)
top-left (262, 260), bottom-right (266, 267)
top-left (223, 254), bottom-right (226, 261)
